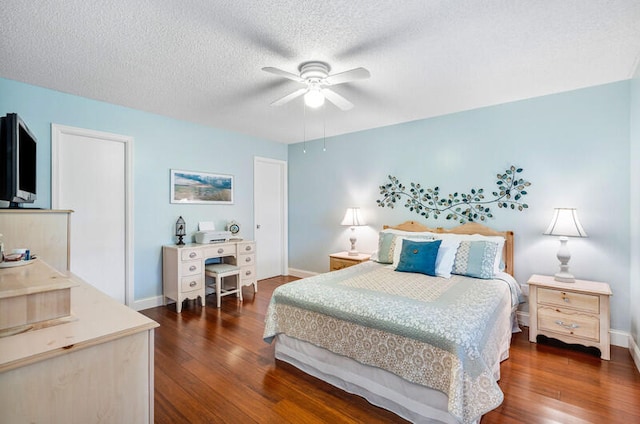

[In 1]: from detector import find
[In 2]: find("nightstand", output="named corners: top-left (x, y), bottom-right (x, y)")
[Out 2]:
top-left (329, 251), bottom-right (371, 271)
top-left (528, 274), bottom-right (612, 360)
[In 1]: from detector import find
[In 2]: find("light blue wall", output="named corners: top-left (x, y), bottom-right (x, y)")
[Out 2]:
top-left (630, 65), bottom-right (640, 351)
top-left (289, 81), bottom-right (631, 333)
top-left (0, 78), bottom-right (287, 302)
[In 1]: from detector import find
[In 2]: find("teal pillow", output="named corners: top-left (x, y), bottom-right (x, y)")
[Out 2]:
top-left (452, 240), bottom-right (499, 279)
top-left (395, 239), bottom-right (442, 276)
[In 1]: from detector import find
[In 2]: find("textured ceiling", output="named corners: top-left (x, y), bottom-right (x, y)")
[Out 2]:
top-left (1, 0), bottom-right (640, 144)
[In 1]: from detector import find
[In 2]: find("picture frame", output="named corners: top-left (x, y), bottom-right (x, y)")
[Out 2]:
top-left (170, 169), bottom-right (234, 205)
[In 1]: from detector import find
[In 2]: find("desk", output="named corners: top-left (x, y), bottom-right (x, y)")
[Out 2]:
top-left (162, 240), bottom-right (256, 312)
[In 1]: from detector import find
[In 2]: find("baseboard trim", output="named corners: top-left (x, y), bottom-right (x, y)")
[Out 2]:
top-left (629, 335), bottom-right (640, 373)
top-left (133, 295), bottom-right (165, 311)
top-left (288, 268), bottom-right (319, 279)
top-left (517, 311), bottom-right (628, 348)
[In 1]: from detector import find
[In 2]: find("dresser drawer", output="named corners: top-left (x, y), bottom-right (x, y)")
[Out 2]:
top-left (181, 260), bottom-right (202, 276)
top-left (240, 266), bottom-right (256, 282)
top-left (203, 244), bottom-right (236, 258)
top-left (180, 276), bottom-right (203, 292)
top-left (538, 306), bottom-right (600, 341)
top-left (181, 249), bottom-right (203, 261)
top-left (239, 242), bottom-right (255, 254)
top-left (239, 253), bottom-right (255, 267)
top-left (537, 287), bottom-right (599, 313)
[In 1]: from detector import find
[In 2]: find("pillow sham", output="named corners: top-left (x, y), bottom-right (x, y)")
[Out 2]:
top-left (374, 232), bottom-right (400, 264)
top-left (375, 231), bottom-right (435, 264)
top-left (434, 233), bottom-right (505, 273)
top-left (433, 239), bottom-right (460, 278)
top-left (395, 239), bottom-right (442, 276)
top-left (451, 240), bottom-right (500, 279)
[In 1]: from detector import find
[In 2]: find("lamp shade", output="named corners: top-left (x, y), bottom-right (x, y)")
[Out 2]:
top-left (544, 208), bottom-right (587, 238)
top-left (341, 207), bottom-right (365, 226)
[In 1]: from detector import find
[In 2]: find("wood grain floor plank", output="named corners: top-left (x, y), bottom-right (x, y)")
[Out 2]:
top-left (142, 275), bottom-right (640, 424)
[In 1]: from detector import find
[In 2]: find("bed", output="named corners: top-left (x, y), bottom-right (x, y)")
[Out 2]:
top-left (263, 221), bottom-right (522, 424)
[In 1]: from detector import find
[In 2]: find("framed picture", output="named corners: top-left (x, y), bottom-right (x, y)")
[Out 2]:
top-left (170, 169), bottom-right (234, 204)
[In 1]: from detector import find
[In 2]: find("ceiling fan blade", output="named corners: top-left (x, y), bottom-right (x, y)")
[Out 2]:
top-left (322, 88), bottom-right (354, 111)
top-left (270, 88), bottom-right (307, 106)
top-left (262, 67), bottom-right (304, 83)
top-left (325, 67), bottom-right (370, 85)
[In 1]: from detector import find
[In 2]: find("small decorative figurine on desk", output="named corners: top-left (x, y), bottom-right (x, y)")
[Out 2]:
top-left (175, 216), bottom-right (186, 245)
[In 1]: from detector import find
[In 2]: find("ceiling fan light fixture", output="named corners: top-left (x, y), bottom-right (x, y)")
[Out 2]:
top-left (304, 88), bottom-right (325, 108)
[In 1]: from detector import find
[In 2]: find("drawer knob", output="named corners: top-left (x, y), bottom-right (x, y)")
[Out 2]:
top-left (245, 270), bottom-right (252, 276)
top-left (189, 252), bottom-right (197, 258)
top-left (189, 265), bottom-right (197, 271)
top-left (218, 248), bottom-right (224, 254)
top-left (245, 245), bottom-right (252, 251)
top-left (189, 281), bottom-right (197, 287)
top-left (245, 257), bottom-right (251, 263)
top-left (555, 320), bottom-right (579, 330)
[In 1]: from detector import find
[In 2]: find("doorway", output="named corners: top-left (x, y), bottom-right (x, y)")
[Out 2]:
top-left (254, 157), bottom-right (288, 279)
top-left (51, 124), bottom-right (133, 304)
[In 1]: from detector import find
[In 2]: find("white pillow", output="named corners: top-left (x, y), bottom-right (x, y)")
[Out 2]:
top-left (392, 237), bottom-right (460, 278)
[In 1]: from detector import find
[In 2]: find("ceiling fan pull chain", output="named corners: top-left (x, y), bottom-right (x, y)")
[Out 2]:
top-left (323, 103), bottom-right (327, 152)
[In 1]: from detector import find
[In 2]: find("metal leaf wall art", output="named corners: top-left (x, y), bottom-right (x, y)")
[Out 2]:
top-left (376, 165), bottom-right (531, 223)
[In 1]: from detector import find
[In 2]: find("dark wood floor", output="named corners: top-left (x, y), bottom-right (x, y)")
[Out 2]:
top-left (141, 276), bottom-right (640, 424)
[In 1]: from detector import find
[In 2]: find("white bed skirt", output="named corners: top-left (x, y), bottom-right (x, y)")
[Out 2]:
top-left (275, 334), bottom-right (482, 424)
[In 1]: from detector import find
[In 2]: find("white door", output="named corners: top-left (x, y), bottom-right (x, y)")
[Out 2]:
top-left (254, 157), bottom-right (288, 279)
top-left (51, 125), bottom-right (133, 304)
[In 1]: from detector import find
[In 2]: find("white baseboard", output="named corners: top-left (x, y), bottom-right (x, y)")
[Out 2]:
top-left (132, 295), bottom-right (165, 311)
top-left (629, 334), bottom-right (640, 373)
top-left (516, 311), bottom-right (628, 348)
top-left (288, 268), bottom-right (319, 279)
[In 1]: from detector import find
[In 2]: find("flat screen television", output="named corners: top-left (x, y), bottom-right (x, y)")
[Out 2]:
top-left (0, 113), bottom-right (37, 207)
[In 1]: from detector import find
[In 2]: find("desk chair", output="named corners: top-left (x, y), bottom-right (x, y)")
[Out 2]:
top-left (204, 263), bottom-right (242, 307)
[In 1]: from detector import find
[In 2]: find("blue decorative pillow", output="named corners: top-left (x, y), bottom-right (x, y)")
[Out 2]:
top-left (452, 240), bottom-right (499, 279)
top-left (395, 239), bottom-right (442, 276)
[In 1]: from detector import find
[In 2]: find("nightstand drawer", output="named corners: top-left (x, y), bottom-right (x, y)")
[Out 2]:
top-left (537, 287), bottom-right (599, 313)
top-left (330, 257), bottom-right (357, 271)
top-left (538, 306), bottom-right (599, 341)
top-left (180, 276), bottom-right (203, 292)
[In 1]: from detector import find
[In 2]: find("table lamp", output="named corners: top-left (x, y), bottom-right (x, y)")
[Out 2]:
top-left (544, 208), bottom-right (587, 282)
top-left (341, 207), bottom-right (365, 256)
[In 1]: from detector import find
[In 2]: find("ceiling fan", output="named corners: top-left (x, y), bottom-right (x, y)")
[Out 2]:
top-left (262, 61), bottom-right (370, 111)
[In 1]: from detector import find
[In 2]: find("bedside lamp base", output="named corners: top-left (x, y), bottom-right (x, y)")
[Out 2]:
top-left (554, 271), bottom-right (575, 283)
top-left (554, 236), bottom-right (575, 283)
top-left (348, 233), bottom-right (359, 256)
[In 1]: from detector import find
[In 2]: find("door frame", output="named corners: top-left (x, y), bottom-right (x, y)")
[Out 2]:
top-left (253, 156), bottom-right (288, 277)
top-left (51, 124), bottom-right (134, 305)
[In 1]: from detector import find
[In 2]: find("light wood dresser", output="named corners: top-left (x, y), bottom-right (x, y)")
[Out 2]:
top-left (0, 259), bottom-right (158, 423)
top-left (528, 274), bottom-right (612, 360)
top-left (0, 209), bottom-right (72, 272)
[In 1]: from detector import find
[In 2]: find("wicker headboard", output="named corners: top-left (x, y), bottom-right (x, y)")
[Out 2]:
top-left (382, 221), bottom-right (515, 276)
